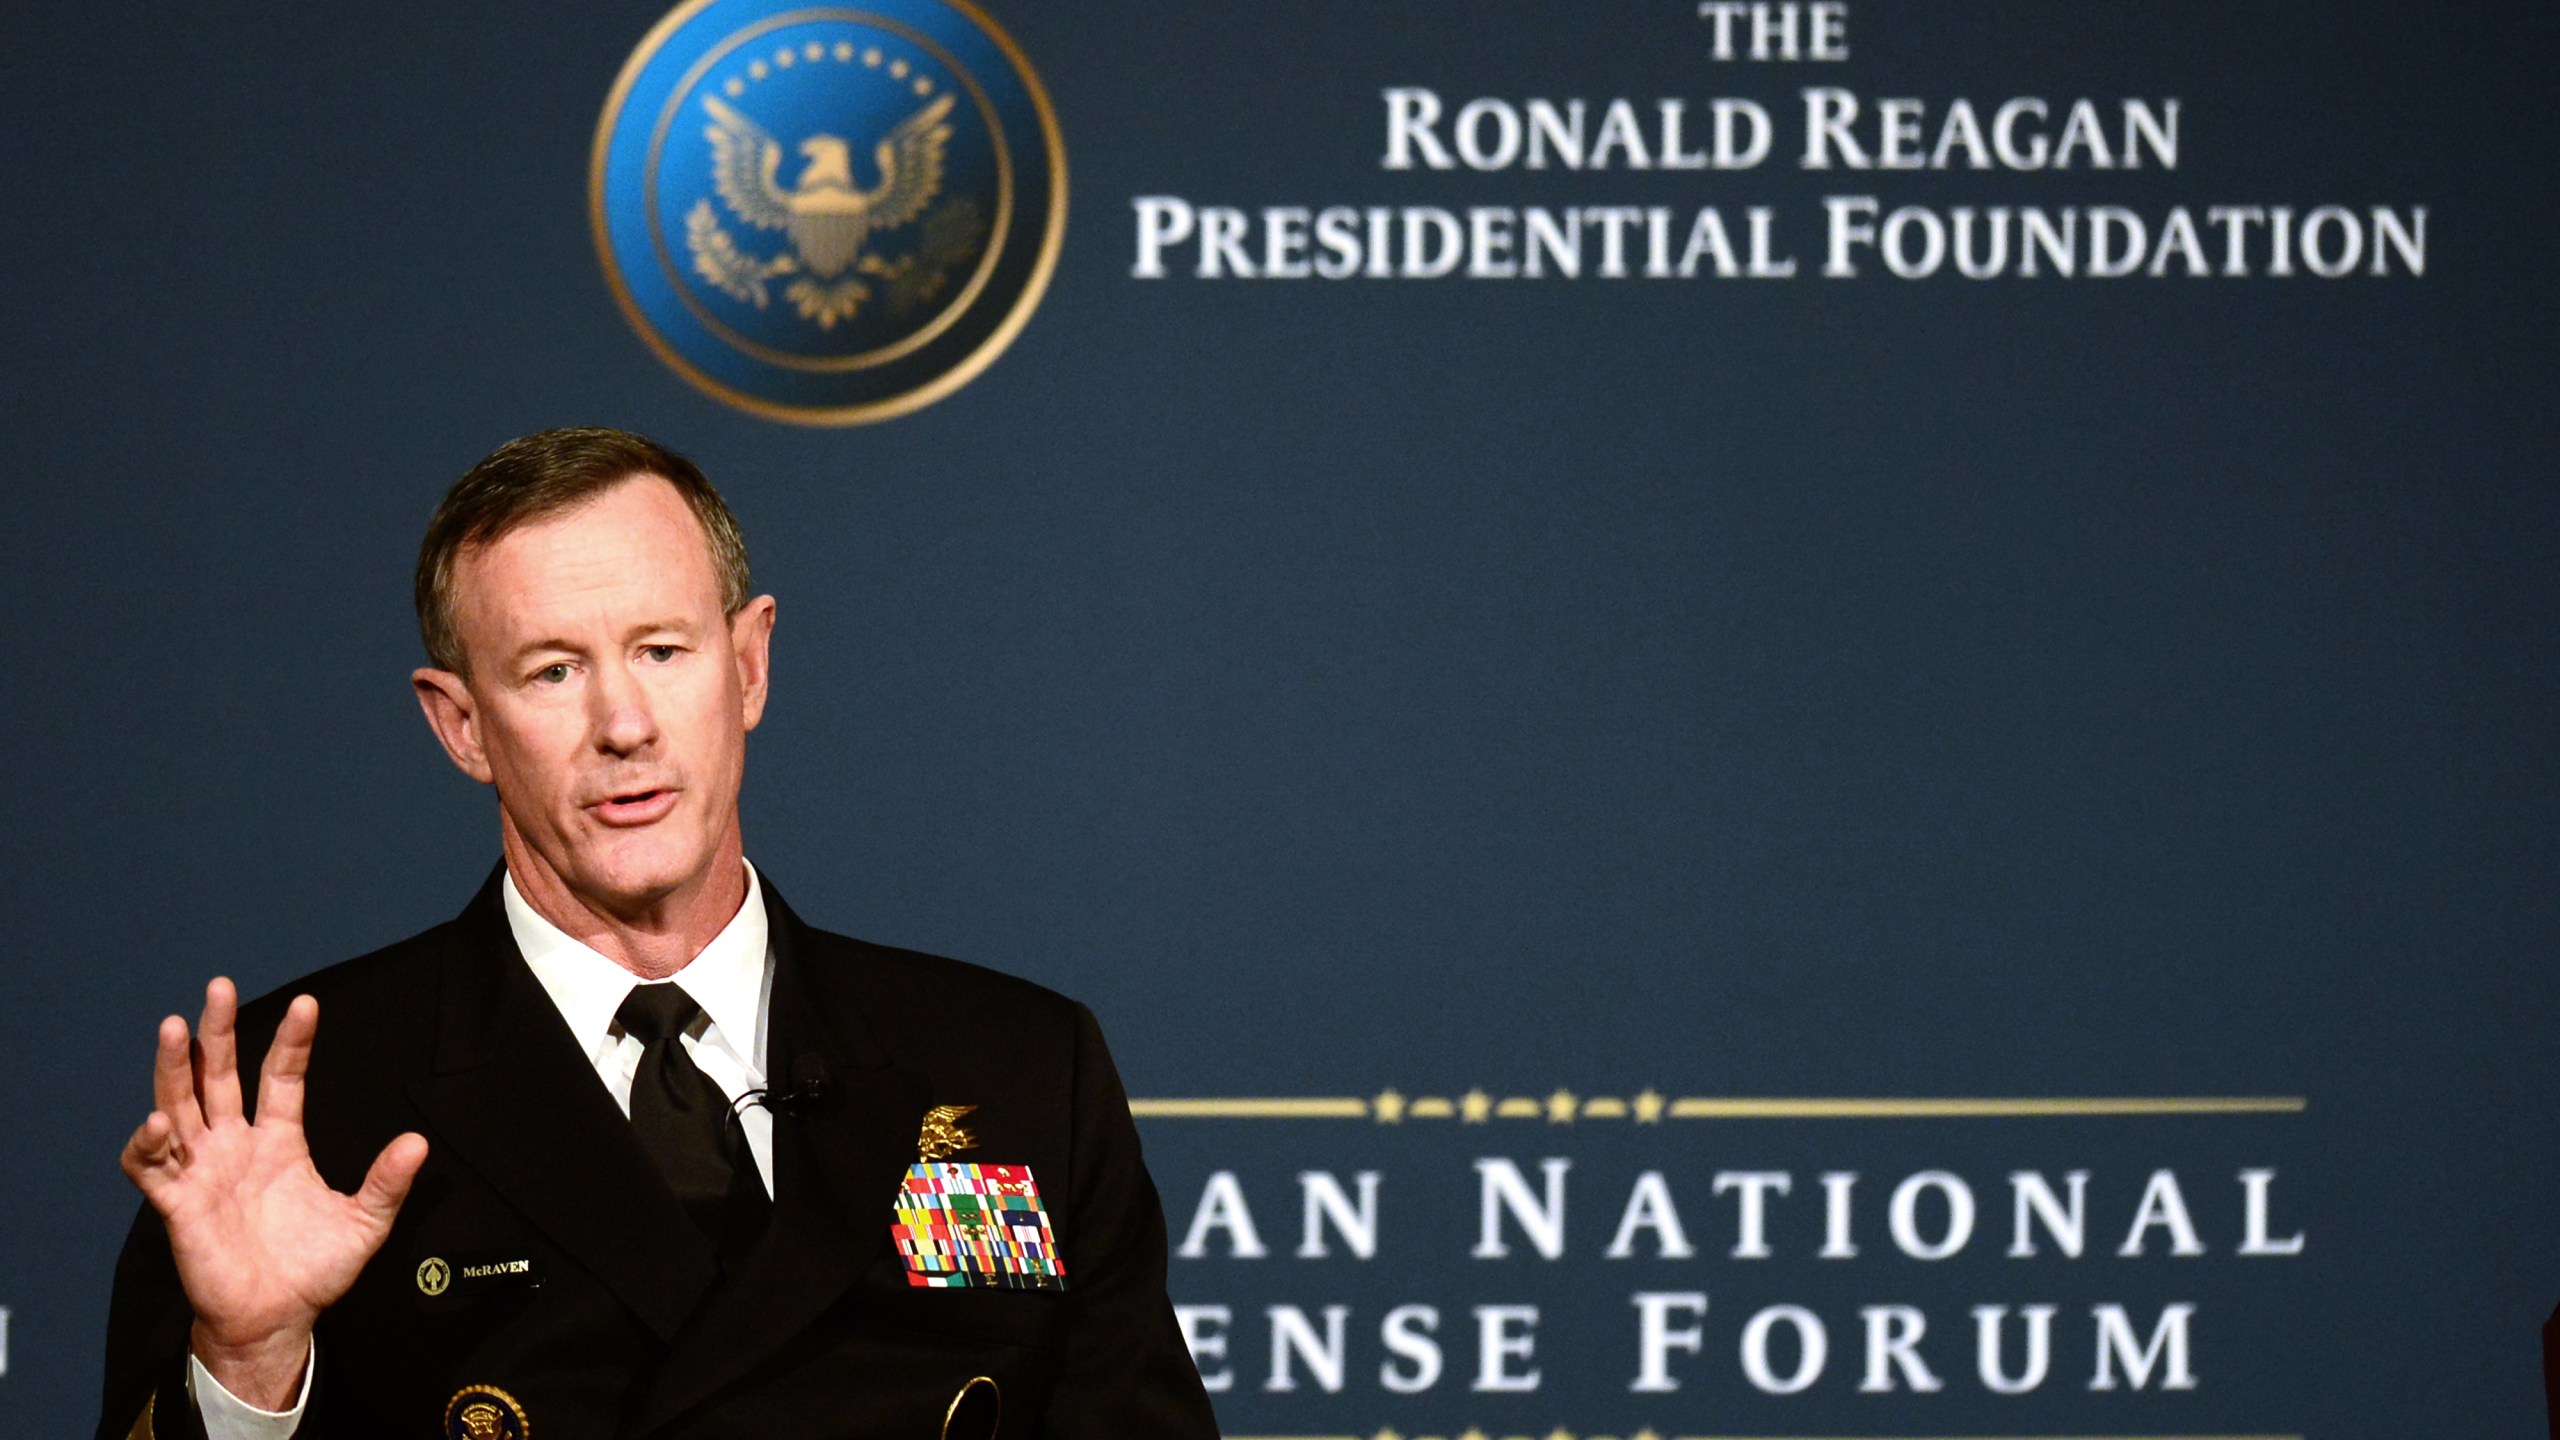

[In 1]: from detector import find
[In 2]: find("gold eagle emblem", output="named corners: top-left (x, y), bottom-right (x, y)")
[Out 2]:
top-left (689, 93), bottom-right (959, 328)
top-left (917, 1103), bottom-right (979, 1162)
top-left (441, 1385), bottom-right (529, 1440)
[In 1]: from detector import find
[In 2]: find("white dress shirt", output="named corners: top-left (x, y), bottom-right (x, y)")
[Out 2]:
top-left (504, 861), bottom-right (777, 1192)
top-left (194, 861), bottom-right (776, 1439)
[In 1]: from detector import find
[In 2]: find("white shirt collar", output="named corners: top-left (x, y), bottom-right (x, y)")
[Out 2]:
top-left (502, 859), bottom-right (770, 1082)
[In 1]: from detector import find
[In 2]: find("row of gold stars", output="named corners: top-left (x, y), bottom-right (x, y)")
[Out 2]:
top-left (1377, 1429), bottom-right (1661, 1440)
top-left (1373, 1088), bottom-right (1667, 1124)
top-left (1230, 1430), bottom-right (1749, 1440)
top-left (1228, 1430), bottom-right (1670, 1440)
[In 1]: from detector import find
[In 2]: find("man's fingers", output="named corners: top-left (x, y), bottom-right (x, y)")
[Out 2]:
top-left (255, 995), bottom-right (318, 1127)
top-left (119, 1111), bottom-right (176, 1185)
top-left (151, 1015), bottom-right (204, 1141)
top-left (197, 978), bottom-right (245, 1123)
top-left (351, 1132), bottom-right (430, 1229)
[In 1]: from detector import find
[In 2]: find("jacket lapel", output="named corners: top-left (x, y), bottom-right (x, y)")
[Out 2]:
top-left (406, 872), bottom-right (722, 1342)
top-left (633, 882), bottom-right (931, 1436)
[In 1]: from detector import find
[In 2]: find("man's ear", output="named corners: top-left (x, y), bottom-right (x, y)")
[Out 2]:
top-left (732, 594), bottom-right (778, 732)
top-left (412, 667), bottom-right (496, 784)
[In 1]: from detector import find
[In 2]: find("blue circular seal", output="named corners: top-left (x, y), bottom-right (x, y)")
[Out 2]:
top-left (592, 0), bottom-right (1064, 424)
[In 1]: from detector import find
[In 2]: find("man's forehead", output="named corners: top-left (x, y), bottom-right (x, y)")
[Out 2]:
top-left (471, 476), bottom-right (711, 570)
top-left (451, 476), bottom-right (723, 633)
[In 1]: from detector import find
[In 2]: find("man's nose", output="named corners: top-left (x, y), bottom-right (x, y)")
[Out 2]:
top-left (589, 661), bottom-right (661, 755)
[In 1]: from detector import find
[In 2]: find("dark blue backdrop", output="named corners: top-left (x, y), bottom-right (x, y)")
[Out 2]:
top-left (4, 2), bottom-right (2555, 1435)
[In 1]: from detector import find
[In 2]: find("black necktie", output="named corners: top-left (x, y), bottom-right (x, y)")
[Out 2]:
top-left (616, 983), bottom-right (761, 1241)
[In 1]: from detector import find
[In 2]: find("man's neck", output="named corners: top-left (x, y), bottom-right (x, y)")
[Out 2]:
top-left (498, 825), bottom-right (750, 981)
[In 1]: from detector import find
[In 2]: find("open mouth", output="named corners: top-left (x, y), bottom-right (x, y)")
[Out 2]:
top-left (591, 787), bottom-right (679, 826)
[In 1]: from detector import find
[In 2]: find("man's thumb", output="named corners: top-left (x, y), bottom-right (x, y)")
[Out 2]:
top-left (353, 1132), bottom-right (430, 1226)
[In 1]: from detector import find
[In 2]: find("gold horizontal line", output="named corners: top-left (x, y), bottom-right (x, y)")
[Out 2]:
top-left (1667, 1097), bottom-right (2306, 1118)
top-left (1128, 1095), bottom-right (2305, 1120)
top-left (1218, 1424), bottom-right (2304, 1434)
top-left (1126, 1097), bottom-right (1369, 1118)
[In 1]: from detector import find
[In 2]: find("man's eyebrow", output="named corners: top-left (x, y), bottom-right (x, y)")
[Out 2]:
top-left (504, 636), bottom-right (585, 668)
top-left (498, 620), bottom-right (700, 670)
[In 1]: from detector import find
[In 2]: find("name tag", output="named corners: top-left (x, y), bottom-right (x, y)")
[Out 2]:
top-left (891, 1163), bottom-right (1067, 1291)
top-left (414, 1251), bottom-right (545, 1307)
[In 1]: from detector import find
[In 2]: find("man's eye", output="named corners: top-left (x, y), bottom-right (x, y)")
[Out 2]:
top-left (533, 663), bottom-right (572, 684)
top-left (641, 645), bottom-right (680, 663)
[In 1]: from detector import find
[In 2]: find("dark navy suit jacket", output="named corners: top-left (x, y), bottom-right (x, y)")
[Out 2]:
top-left (98, 872), bottom-right (1219, 1440)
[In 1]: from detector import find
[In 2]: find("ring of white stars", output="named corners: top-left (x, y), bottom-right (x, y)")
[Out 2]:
top-left (719, 34), bottom-right (940, 100)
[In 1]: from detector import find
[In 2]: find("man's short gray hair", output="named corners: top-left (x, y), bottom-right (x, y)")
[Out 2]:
top-left (414, 427), bottom-right (752, 674)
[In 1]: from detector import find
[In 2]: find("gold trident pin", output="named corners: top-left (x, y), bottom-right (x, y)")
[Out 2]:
top-left (917, 1104), bottom-right (978, 1162)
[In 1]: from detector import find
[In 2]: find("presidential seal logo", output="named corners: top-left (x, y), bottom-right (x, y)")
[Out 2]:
top-left (592, 0), bottom-right (1065, 424)
top-left (443, 1383), bottom-right (530, 1440)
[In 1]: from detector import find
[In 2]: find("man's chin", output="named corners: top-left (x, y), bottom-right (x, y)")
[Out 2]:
top-left (563, 835), bottom-right (726, 914)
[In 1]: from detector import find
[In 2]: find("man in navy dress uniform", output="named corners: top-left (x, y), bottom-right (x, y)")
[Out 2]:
top-left (99, 428), bottom-right (1219, 1440)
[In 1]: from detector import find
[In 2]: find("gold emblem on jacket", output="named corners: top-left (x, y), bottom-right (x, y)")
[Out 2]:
top-left (917, 1103), bottom-right (979, 1161)
top-left (444, 1384), bottom-right (529, 1440)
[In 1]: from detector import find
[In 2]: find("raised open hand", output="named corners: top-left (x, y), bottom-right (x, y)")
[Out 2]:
top-left (119, 978), bottom-right (428, 1409)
